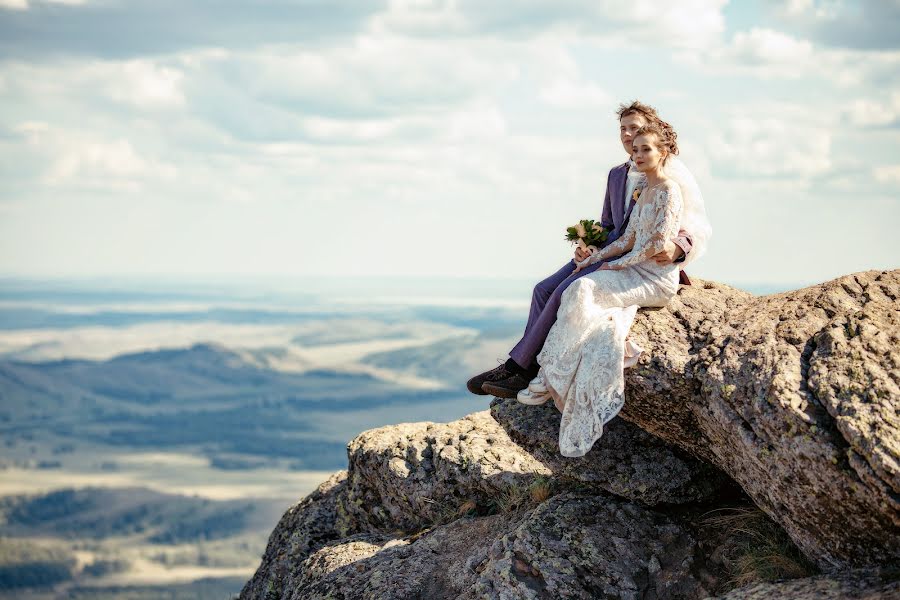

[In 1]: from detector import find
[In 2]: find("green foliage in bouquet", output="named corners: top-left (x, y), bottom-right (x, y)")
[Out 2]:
top-left (565, 219), bottom-right (609, 248)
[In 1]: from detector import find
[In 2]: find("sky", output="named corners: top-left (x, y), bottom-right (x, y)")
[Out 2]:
top-left (0, 0), bottom-right (898, 288)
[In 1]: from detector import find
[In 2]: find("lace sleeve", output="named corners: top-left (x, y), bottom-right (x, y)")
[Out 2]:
top-left (588, 215), bottom-right (636, 265)
top-left (606, 183), bottom-right (683, 269)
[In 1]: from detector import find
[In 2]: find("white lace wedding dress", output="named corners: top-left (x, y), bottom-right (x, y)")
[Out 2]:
top-left (537, 180), bottom-right (684, 457)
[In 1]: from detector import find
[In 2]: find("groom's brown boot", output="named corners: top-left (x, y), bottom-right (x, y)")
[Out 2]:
top-left (481, 373), bottom-right (532, 399)
top-left (466, 363), bottom-right (515, 395)
top-left (481, 361), bottom-right (539, 399)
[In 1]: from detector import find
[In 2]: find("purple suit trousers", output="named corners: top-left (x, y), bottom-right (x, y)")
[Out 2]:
top-left (508, 258), bottom-right (609, 370)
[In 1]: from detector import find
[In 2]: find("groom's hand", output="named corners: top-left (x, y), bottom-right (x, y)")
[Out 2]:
top-left (653, 240), bottom-right (684, 265)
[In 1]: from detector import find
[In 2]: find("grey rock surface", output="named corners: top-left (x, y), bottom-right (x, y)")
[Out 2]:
top-left (239, 470), bottom-right (349, 600)
top-left (708, 569), bottom-right (900, 599)
top-left (620, 270), bottom-right (900, 569)
top-left (289, 513), bottom-right (515, 600)
top-left (468, 492), bottom-right (714, 599)
top-left (490, 398), bottom-right (733, 505)
top-left (340, 406), bottom-right (729, 536)
top-left (286, 492), bottom-right (726, 600)
top-left (338, 411), bottom-right (552, 532)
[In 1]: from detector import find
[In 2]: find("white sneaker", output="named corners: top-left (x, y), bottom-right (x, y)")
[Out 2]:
top-left (517, 386), bottom-right (550, 406)
top-left (528, 372), bottom-right (548, 394)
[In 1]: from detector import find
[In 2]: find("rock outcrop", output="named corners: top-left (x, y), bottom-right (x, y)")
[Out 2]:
top-left (490, 399), bottom-right (733, 505)
top-left (339, 410), bottom-right (726, 534)
top-left (244, 487), bottom-right (752, 599)
top-left (618, 270), bottom-right (899, 570)
top-left (241, 270), bottom-right (899, 599)
top-left (241, 470), bottom-right (349, 599)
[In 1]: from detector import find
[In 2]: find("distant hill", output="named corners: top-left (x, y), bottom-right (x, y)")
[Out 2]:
top-left (0, 342), bottom-right (467, 470)
top-left (0, 487), bottom-right (276, 544)
top-left (0, 487), bottom-right (282, 598)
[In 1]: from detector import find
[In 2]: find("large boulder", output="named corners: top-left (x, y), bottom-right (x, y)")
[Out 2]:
top-left (338, 411), bottom-right (552, 532)
top-left (490, 399), bottom-right (733, 505)
top-left (340, 408), bottom-right (728, 533)
top-left (281, 492), bottom-right (730, 600)
top-left (620, 270), bottom-right (899, 570)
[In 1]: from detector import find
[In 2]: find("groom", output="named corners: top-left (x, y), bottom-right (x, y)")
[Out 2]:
top-left (468, 101), bottom-right (694, 398)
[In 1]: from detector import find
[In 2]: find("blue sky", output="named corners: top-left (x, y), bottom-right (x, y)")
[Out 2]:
top-left (0, 0), bottom-right (898, 287)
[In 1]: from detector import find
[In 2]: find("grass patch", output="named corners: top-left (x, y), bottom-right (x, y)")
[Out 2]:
top-left (701, 506), bottom-right (816, 591)
top-left (489, 477), bottom-right (556, 515)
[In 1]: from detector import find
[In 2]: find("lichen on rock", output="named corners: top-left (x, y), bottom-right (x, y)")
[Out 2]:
top-left (620, 270), bottom-right (899, 569)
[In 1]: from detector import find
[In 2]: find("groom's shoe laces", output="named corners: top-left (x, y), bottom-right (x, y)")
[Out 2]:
top-left (484, 361), bottom-right (513, 382)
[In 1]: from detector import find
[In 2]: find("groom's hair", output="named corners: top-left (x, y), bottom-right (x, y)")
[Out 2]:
top-left (616, 100), bottom-right (659, 123)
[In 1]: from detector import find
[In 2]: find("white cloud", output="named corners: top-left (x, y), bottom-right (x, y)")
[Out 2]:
top-left (107, 61), bottom-right (186, 109)
top-left (539, 75), bottom-right (611, 109)
top-left (622, 0), bottom-right (727, 49)
top-left (0, 0), bottom-right (87, 8)
top-left (780, 0), bottom-right (814, 16)
top-left (369, 0), bottom-right (469, 35)
top-left (49, 139), bottom-right (149, 183)
top-left (844, 93), bottom-right (900, 126)
top-left (764, 0), bottom-right (900, 50)
top-left (537, 47), bottom-right (611, 109)
top-left (444, 104), bottom-right (507, 141)
top-left (0, 1), bottom-right (377, 59)
top-left (680, 28), bottom-right (813, 78)
top-left (874, 165), bottom-right (900, 184)
top-left (680, 27), bottom-right (900, 86)
top-left (12, 123), bottom-right (177, 190)
top-left (707, 111), bottom-right (832, 178)
top-left (1, 59), bottom-right (186, 112)
top-left (730, 28), bottom-right (814, 64)
top-left (771, 0), bottom-right (838, 19)
top-left (373, 0), bottom-right (727, 50)
top-left (194, 36), bottom-right (519, 125)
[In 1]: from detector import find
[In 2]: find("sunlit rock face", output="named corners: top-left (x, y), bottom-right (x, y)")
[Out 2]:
top-left (619, 270), bottom-right (899, 570)
top-left (339, 408), bottom-right (726, 534)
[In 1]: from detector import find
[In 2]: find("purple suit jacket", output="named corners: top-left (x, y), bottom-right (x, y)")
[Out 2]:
top-left (600, 162), bottom-right (632, 243)
top-left (598, 162), bottom-right (693, 284)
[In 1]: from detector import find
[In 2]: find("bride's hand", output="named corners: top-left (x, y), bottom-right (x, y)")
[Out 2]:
top-left (574, 247), bottom-right (589, 262)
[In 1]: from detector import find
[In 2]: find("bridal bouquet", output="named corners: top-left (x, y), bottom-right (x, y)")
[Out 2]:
top-left (566, 220), bottom-right (609, 269)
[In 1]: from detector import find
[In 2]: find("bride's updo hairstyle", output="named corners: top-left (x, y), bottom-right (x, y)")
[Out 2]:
top-left (633, 122), bottom-right (679, 165)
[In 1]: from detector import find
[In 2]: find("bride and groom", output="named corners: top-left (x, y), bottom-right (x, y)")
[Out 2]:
top-left (466, 101), bottom-right (711, 457)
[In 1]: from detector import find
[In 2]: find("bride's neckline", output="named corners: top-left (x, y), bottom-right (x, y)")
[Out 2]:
top-left (638, 180), bottom-right (668, 204)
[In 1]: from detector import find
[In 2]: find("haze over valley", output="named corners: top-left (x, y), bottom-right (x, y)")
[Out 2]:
top-left (0, 276), bottom-right (535, 598)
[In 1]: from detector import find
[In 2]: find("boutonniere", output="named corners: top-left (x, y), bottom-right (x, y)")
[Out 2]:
top-left (631, 188), bottom-right (641, 204)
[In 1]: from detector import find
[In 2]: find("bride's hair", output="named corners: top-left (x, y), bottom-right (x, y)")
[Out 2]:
top-left (633, 122), bottom-right (679, 163)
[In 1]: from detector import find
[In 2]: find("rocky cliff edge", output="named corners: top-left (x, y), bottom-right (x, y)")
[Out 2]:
top-left (240, 270), bottom-right (899, 600)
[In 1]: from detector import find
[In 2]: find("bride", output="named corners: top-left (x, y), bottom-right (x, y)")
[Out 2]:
top-left (521, 122), bottom-right (702, 458)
